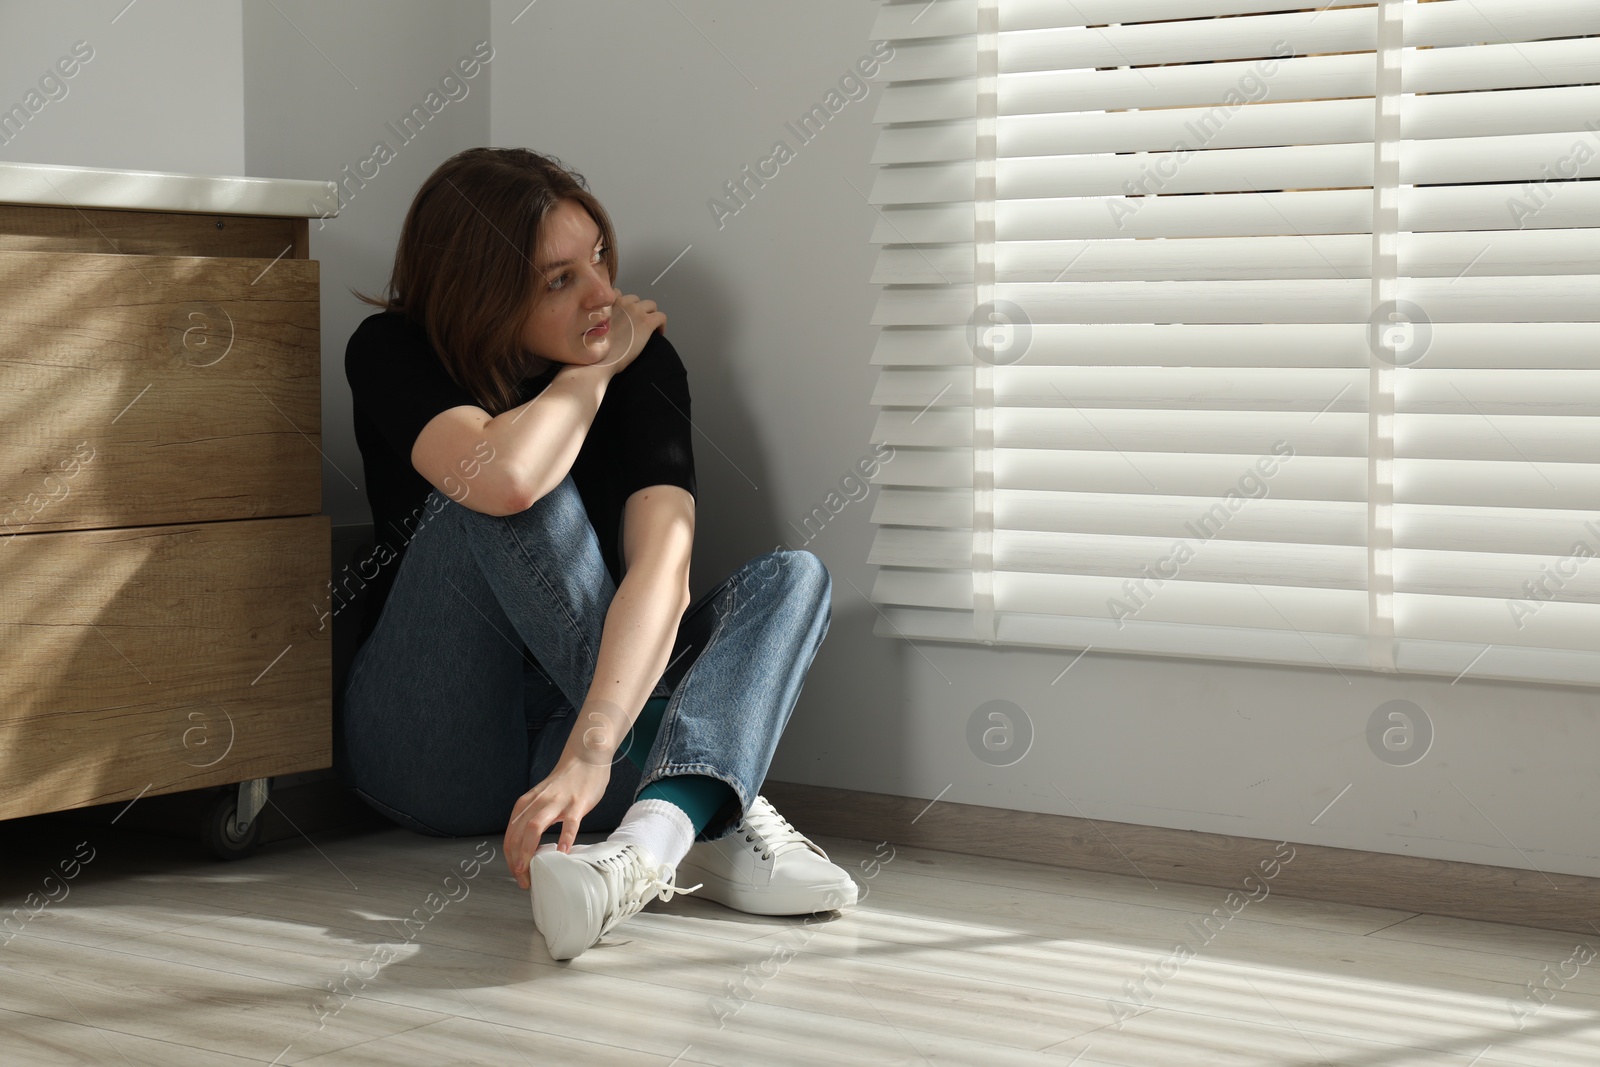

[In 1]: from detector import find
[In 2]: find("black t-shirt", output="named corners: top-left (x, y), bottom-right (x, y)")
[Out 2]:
top-left (343, 309), bottom-right (696, 648)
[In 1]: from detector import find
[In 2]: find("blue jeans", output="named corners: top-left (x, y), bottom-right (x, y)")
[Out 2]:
top-left (334, 475), bottom-right (832, 844)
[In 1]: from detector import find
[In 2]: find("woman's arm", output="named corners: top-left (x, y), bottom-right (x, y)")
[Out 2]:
top-left (411, 295), bottom-right (661, 516)
top-left (410, 363), bottom-right (610, 516)
top-left (575, 485), bottom-right (695, 744)
top-left (503, 485), bottom-right (695, 887)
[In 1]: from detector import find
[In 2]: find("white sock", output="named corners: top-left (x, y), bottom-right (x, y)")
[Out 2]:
top-left (607, 799), bottom-right (695, 870)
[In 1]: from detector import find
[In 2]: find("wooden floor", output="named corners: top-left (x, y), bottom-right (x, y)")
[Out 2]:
top-left (2, 812), bottom-right (1597, 1066)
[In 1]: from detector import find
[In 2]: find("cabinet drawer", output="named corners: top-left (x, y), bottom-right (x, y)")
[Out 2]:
top-left (0, 204), bottom-right (304, 259)
top-left (0, 515), bottom-right (331, 819)
top-left (0, 249), bottom-right (320, 533)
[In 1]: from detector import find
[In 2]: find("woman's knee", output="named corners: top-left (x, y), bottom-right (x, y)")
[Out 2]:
top-left (436, 473), bottom-right (610, 583)
top-left (442, 473), bottom-right (590, 544)
top-left (754, 548), bottom-right (831, 617)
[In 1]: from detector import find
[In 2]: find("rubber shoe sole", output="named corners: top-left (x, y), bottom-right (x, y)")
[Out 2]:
top-left (528, 844), bottom-right (608, 960)
top-left (675, 857), bottom-right (859, 916)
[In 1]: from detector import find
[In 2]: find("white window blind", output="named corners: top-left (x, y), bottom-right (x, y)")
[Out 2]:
top-left (864, 0), bottom-right (1600, 686)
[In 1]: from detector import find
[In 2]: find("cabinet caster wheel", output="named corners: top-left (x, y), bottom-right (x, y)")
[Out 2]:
top-left (202, 789), bottom-right (263, 860)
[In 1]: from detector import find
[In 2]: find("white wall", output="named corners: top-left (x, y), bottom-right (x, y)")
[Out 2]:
top-left (487, 0), bottom-right (1600, 880)
top-left (7, 0), bottom-right (1595, 880)
top-left (0, 0), bottom-right (244, 173)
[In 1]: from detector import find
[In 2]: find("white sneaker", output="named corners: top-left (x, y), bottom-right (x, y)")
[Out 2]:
top-left (676, 796), bottom-right (859, 916)
top-left (528, 839), bottom-right (703, 960)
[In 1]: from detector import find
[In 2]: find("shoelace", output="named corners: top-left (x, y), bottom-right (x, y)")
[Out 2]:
top-left (596, 845), bottom-right (704, 931)
top-left (739, 796), bottom-right (824, 862)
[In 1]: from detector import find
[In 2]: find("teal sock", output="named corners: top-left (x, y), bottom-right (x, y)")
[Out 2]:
top-left (640, 775), bottom-right (733, 836)
top-left (621, 696), bottom-right (670, 773)
top-left (623, 695), bottom-right (737, 836)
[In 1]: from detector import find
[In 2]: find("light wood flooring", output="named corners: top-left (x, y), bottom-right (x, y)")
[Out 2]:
top-left (1, 812), bottom-right (1597, 1066)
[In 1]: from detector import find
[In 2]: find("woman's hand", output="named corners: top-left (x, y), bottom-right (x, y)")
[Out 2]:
top-left (504, 751), bottom-right (613, 889)
top-left (592, 292), bottom-right (666, 377)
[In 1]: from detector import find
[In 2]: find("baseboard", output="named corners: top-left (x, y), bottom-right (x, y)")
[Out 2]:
top-left (762, 780), bottom-right (1600, 938)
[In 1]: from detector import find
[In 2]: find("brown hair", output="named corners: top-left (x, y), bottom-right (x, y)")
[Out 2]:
top-left (352, 147), bottom-right (619, 416)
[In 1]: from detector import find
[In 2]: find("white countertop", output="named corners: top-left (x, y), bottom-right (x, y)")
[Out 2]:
top-left (0, 160), bottom-right (340, 219)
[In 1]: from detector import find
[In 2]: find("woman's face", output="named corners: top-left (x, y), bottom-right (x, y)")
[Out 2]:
top-left (520, 198), bottom-right (619, 367)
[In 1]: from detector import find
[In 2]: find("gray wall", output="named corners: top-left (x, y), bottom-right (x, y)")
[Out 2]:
top-left (4, 0), bottom-right (1595, 879)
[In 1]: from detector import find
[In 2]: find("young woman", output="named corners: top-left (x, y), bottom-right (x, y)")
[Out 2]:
top-left (338, 147), bottom-right (857, 960)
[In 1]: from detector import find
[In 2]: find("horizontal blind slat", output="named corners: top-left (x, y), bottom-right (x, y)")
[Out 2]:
top-left (873, 366), bottom-right (1368, 410)
top-left (871, 323), bottom-right (1600, 369)
top-left (873, 231), bottom-right (1600, 286)
top-left (875, 39), bottom-right (1600, 123)
top-left (877, 366), bottom-right (1600, 420)
top-left (869, 185), bottom-right (1600, 243)
top-left (873, 488), bottom-right (1600, 560)
top-left (876, 279), bottom-right (1600, 327)
top-left (873, 487), bottom-right (1367, 544)
top-left (874, 407), bottom-right (1362, 453)
top-left (871, 564), bottom-right (1370, 633)
top-left (872, 407), bottom-right (1600, 466)
top-left (872, 132), bottom-right (1600, 204)
top-left (1007, 9), bottom-right (1373, 71)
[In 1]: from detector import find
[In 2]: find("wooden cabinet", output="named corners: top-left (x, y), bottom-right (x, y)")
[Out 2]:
top-left (0, 202), bottom-right (332, 822)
